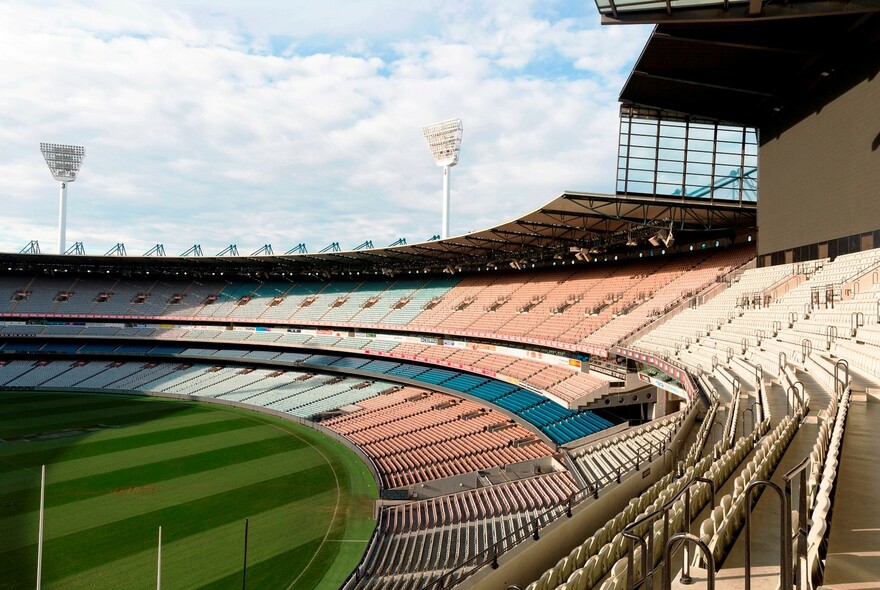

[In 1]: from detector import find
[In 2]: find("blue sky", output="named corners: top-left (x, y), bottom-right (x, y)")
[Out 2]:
top-left (0, 1), bottom-right (651, 255)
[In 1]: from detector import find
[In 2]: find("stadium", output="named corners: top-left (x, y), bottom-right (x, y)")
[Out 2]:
top-left (1, 2), bottom-right (879, 590)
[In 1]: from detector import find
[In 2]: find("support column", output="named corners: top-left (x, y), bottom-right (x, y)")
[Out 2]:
top-left (442, 165), bottom-right (450, 239)
top-left (58, 181), bottom-right (67, 254)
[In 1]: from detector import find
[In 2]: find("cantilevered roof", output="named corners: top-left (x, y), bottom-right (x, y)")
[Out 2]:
top-left (618, 11), bottom-right (880, 137)
top-left (596, 0), bottom-right (880, 24)
top-left (0, 192), bottom-right (755, 277)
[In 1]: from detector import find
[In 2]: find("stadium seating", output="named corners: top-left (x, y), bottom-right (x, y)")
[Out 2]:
top-left (8, 242), bottom-right (880, 589)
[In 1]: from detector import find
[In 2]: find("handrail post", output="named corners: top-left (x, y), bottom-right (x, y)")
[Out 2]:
top-left (744, 480), bottom-right (788, 590)
top-left (784, 457), bottom-right (811, 590)
top-left (787, 384), bottom-right (804, 418)
top-left (778, 351), bottom-right (787, 376)
top-left (834, 359), bottom-right (849, 398)
top-left (680, 486), bottom-right (694, 584)
top-left (663, 533), bottom-right (714, 590)
top-left (625, 530), bottom-right (650, 590)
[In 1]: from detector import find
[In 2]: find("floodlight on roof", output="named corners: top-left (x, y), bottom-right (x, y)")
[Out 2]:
top-left (422, 118), bottom-right (462, 240)
top-left (40, 143), bottom-right (85, 255)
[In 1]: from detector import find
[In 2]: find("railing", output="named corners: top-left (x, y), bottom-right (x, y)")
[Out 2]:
top-left (741, 455), bottom-right (810, 590)
top-left (663, 533), bottom-right (715, 589)
top-left (623, 475), bottom-right (716, 589)
top-left (785, 457), bottom-right (810, 590)
top-left (415, 437), bottom-right (677, 590)
top-left (743, 479), bottom-right (789, 590)
top-left (834, 359), bottom-right (849, 395)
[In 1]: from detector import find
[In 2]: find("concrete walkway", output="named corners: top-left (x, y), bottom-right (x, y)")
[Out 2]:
top-left (822, 395), bottom-right (880, 588)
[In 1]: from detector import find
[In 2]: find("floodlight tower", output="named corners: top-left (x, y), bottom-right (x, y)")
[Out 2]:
top-left (422, 118), bottom-right (462, 240)
top-left (40, 143), bottom-right (85, 254)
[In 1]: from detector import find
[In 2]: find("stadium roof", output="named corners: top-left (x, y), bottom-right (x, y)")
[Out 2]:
top-left (617, 10), bottom-right (880, 138)
top-left (0, 192), bottom-right (755, 277)
top-left (596, 0), bottom-right (880, 24)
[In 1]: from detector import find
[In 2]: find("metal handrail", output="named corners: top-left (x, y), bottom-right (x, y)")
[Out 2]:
top-left (744, 479), bottom-right (789, 590)
top-left (414, 437), bottom-right (671, 590)
top-left (783, 456), bottom-right (811, 590)
top-left (787, 382), bottom-right (805, 418)
top-left (624, 476), bottom-right (716, 589)
top-left (834, 359), bottom-right (849, 398)
top-left (663, 533), bottom-right (715, 590)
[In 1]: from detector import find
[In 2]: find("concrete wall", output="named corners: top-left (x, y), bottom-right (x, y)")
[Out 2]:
top-left (758, 76), bottom-right (880, 257)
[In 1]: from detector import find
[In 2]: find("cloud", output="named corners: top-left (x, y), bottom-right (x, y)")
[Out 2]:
top-left (0, 0), bottom-right (651, 255)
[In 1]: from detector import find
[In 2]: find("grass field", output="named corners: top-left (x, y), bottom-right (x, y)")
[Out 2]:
top-left (0, 391), bottom-right (378, 590)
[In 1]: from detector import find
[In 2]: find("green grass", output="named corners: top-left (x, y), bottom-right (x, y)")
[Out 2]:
top-left (0, 391), bottom-right (378, 590)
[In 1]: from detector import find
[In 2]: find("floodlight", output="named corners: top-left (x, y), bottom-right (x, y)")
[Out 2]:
top-left (649, 229), bottom-right (668, 247)
top-left (422, 118), bottom-right (463, 239)
top-left (626, 229), bottom-right (639, 247)
top-left (663, 229), bottom-right (675, 248)
top-left (40, 143), bottom-right (85, 254)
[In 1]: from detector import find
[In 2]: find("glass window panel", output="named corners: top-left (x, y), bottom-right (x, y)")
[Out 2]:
top-left (659, 123), bottom-right (687, 139)
top-left (627, 181), bottom-right (655, 194)
top-left (657, 181), bottom-right (684, 196)
top-left (627, 155), bottom-right (656, 169)
top-left (687, 139), bottom-right (715, 153)
top-left (631, 135), bottom-right (659, 149)
top-left (658, 136), bottom-right (686, 150)
top-left (714, 153), bottom-right (742, 168)
top-left (686, 162), bottom-right (713, 176)
top-left (688, 125), bottom-right (715, 141)
top-left (631, 121), bottom-right (659, 135)
top-left (626, 167), bottom-right (654, 180)
top-left (657, 160), bottom-right (684, 174)
top-left (715, 128), bottom-right (743, 143)
top-left (686, 153), bottom-right (714, 167)
top-left (658, 147), bottom-right (685, 160)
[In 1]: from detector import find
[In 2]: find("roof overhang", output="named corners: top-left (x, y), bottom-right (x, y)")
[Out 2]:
top-left (0, 192), bottom-right (755, 278)
top-left (596, 0), bottom-right (880, 24)
top-left (617, 11), bottom-right (880, 138)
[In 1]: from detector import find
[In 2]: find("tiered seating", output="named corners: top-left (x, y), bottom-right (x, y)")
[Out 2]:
top-left (356, 472), bottom-right (579, 589)
top-left (568, 413), bottom-right (681, 487)
top-left (0, 246), bottom-right (750, 354)
top-left (587, 244), bottom-right (753, 347)
top-left (805, 385), bottom-right (850, 587)
top-left (323, 388), bottom-right (555, 488)
top-left (382, 472), bottom-right (578, 533)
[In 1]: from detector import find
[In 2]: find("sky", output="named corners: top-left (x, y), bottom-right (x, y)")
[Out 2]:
top-left (0, 1), bottom-right (652, 256)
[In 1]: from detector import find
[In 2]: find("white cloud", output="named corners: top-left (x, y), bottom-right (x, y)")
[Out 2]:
top-left (0, 0), bottom-right (651, 255)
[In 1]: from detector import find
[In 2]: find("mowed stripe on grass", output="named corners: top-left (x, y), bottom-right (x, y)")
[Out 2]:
top-left (0, 391), bottom-right (378, 590)
top-left (0, 420), bottom-right (286, 493)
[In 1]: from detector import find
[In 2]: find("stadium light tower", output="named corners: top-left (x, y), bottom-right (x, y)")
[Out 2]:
top-left (40, 143), bottom-right (85, 255)
top-left (422, 118), bottom-right (462, 239)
